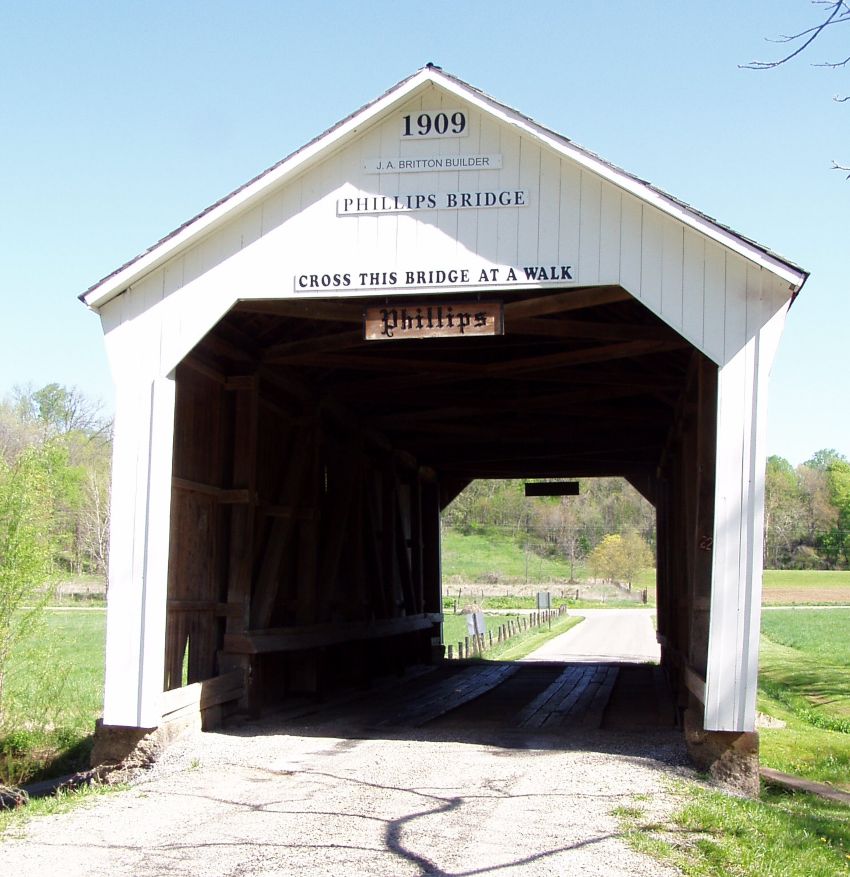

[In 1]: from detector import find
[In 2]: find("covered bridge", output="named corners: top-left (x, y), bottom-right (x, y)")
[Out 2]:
top-left (81, 67), bottom-right (807, 783)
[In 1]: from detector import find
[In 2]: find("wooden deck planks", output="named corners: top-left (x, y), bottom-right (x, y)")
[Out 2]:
top-left (377, 663), bottom-right (519, 728)
top-left (518, 664), bottom-right (620, 730)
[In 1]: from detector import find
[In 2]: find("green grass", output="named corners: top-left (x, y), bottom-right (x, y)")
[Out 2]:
top-left (762, 609), bottom-right (850, 666)
top-left (481, 613), bottom-right (583, 661)
top-left (757, 691), bottom-right (850, 789)
top-left (760, 610), bottom-right (850, 726)
top-left (763, 569), bottom-right (850, 589)
top-left (442, 612), bottom-right (521, 648)
top-left (0, 782), bottom-right (122, 838)
top-left (441, 528), bottom-right (657, 603)
top-left (442, 528), bottom-right (578, 582)
top-left (441, 610), bottom-right (583, 661)
top-left (616, 782), bottom-right (850, 877)
top-left (758, 608), bottom-right (850, 789)
top-left (1, 609), bottom-right (106, 785)
top-left (762, 569), bottom-right (850, 605)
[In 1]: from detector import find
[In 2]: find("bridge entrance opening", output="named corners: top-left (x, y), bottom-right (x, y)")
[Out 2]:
top-left (163, 286), bottom-right (702, 735)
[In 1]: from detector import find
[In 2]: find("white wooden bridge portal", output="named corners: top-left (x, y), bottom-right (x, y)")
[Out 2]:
top-left (81, 67), bottom-right (807, 788)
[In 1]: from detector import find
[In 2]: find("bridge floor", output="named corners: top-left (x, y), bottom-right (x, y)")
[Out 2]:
top-left (265, 660), bottom-right (676, 739)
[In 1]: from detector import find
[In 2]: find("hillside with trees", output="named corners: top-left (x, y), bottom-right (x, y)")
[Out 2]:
top-left (765, 449), bottom-right (850, 569)
top-left (442, 477), bottom-right (656, 584)
top-left (444, 449), bottom-right (850, 580)
top-left (0, 384), bottom-right (112, 582)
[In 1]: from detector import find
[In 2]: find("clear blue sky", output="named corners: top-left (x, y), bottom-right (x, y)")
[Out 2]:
top-left (1, 1), bottom-right (847, 466)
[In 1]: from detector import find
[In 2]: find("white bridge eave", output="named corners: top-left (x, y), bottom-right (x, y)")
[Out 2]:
top-left (80, 67), bottom-right (807, 313)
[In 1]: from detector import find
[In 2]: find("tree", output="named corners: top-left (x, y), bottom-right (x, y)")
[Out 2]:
top-left (0, 385), bottom-right (113, 577)
top-left (804, 448), bottom-right (848, 471)
top-left (588, 531), bottom-right (653, 584)
top-left (619, 531), bottom-right (654, 585)
top-left (588, 534), bottom-right (622, 583)
top-left (13, 383), bottom-right (108, 441)
top-left (0, 449), bottom-right (55, 721)
top-left (764, 455), bottom-right (805, 567)
top-left (744, 1), bottom-right (850, 174)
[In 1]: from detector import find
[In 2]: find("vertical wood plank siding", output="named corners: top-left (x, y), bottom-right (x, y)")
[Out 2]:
top-left (96, 88), bottom-right (798, 731)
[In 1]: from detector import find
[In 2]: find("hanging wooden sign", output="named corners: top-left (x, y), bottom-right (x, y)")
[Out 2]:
top-left (364, 302), bottom-right (503, 340)
top-left (524, 481), bottom-right (580, 497)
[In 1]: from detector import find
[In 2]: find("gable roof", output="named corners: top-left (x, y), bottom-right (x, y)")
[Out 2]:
top-left (80, 65), bottom-right (808, 310)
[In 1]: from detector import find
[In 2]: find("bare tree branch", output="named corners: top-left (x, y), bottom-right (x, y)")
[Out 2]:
top-left (741, 1), bottom-right (850, 69)
top-left (814, 53), bottom-right (850, 66)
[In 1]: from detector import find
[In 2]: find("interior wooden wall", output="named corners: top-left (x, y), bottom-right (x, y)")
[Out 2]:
top-left (655, 353), bottom-right (717, 718)
top-left (164, 361), bottom-right (442, 705)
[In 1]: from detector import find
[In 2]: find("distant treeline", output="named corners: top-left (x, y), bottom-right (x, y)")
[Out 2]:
top-left (0, 383), bottom-right (111, 579)
top-left (443, 449), bottom-right (850, 573)
top-left (765, 449), bottom-right (850, 570)
top-left (442, 477), bottom-right (655, 581)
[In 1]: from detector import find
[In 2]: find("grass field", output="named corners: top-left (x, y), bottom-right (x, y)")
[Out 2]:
top-left (758, 608), bottom-right (850, 790)
top-left (442, 612), bottom-right (521, 649)
top-left (441, 528), bottom-right (657, 603)
top-left (762, 569), bottom-right (850, 605)
top-left (1, 608), bottom-right (106, 785)
top-left (441, 528), bottom-right (578, 582)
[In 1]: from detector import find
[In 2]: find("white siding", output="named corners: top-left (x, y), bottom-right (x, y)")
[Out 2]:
top-left (704, 305), bottom-right (787, 730)
top-left (102, 375), bottom-right (175, 727)
top-left (93, 82), bottom-right (800, 732)
top-left (101, 100), bottom-right (795, 377)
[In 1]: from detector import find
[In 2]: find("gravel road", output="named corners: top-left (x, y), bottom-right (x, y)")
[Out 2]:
top-left (0, 610), bottom-right (688, 876)
top-left (524, 608), bottom-right (659, 664)
top-left (0, 722), bottom-right (688, 876)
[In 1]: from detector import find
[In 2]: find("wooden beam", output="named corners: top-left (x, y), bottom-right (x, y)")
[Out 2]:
top-left (625, 474), bottom-right (659, 507)
top-left (484, 339), bottom-right (688, 378)
top-left (160, 670), bottom-right (246, 723)
top-left (333, 347), bottom-right (687, 399)
top-left (225, 378), bottom-right (259, 641)
top-left (437, 463), bottom-right (652, 480)
top-left (167, 600), bottom-right (243, 617)
top-left (234, 299), bottom-right (362, 322)
top-left (503, 286), bottom-right (631, 319)
top-left (507, 316), bottom-right (676, 343)
top-left (182, 354), bottom-right (227, 384)
top-left (374, 385), bottom-right (658, 428)
top-left (171, 477), bottom-right (251, 504)
top-left (201, 332), bottom-right (257, 364)
top-left (250, 433), bottom-right (314, 629)
top-left (684, 665), bottom-right (706, 705)
top-left (224, 374), bottom-right (257, 392)
top-left (263, 329), bottom-right (363, 363)
top-left (222, 615), bottom-right (434, 654)
top-left (317, 450), bottom-right (360, 619)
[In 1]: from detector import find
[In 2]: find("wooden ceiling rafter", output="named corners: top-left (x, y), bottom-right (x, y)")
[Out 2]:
top-left (506, 316), bottom-right (679, 343)
top-left (233, 299), bottom-right (363, 322)
top-left (372, 385), bottom-right (659, 427)
top-left (501, 285), bottom-right (631, 319)
top-left (263, 329), bottom-right (364, 363)
top-left (279, 338), bottom-right (688, 390)
top-left (414, 435), bottom-right (665, 462)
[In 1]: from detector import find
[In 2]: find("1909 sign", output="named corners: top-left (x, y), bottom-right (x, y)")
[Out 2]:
top-left (401, 110), bottom-right (468, 139)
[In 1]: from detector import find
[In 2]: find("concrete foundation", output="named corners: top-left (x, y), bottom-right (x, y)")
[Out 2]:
top-left (684, 707), bottom-right (760, 796)
top-left (90, 716), bottom-right (200, 771)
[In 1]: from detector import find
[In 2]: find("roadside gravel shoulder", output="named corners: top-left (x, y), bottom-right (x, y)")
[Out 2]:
top-left (0, 715), bottom-right (693, 876)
